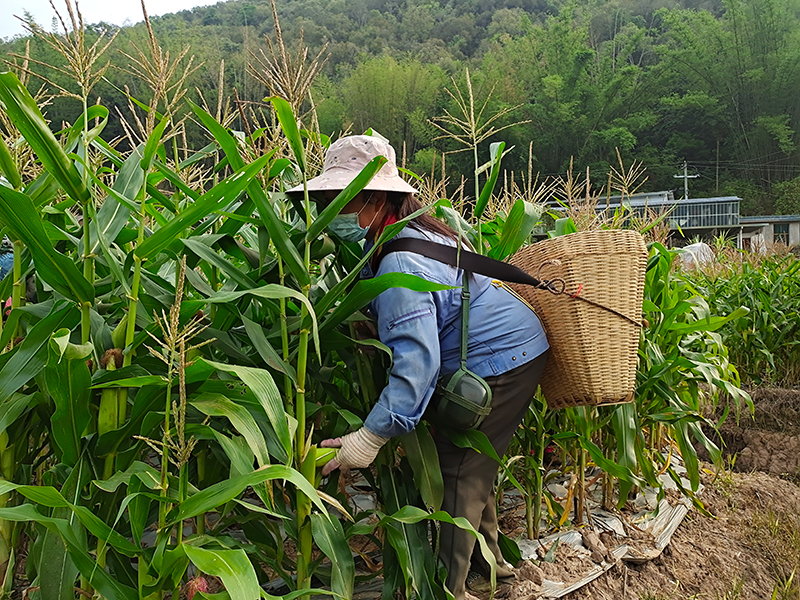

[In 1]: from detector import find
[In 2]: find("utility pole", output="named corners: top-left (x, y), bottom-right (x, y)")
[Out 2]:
top-left (673, 161), bottom-right (699, 199)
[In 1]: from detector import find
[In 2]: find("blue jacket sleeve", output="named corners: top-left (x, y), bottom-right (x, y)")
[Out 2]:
top-left (362, 283), bottom-right (441, 438)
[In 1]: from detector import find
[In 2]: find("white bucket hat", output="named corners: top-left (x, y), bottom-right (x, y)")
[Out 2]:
top-left (288, 135), bottom-right (418, 195)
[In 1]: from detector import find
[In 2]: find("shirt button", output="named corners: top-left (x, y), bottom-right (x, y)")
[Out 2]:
top-left (512, 356), bottom-right (516, 361)
top-left (523, 352), bottom-right (527, 356)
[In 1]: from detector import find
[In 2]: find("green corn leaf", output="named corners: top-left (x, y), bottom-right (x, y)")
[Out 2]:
top-left (38, 529), bottom-right (78, 600)
top-left (0, 72), bottom-right (90, 204)
top-left (612, 403), bottom-right (639, 503)
top-left (268, 96), bottom-right (305, 173)
top-left (202, 361), bottom-right (291, 463)
top-left (443, 427), bottom-right (526, 496)
top-left (204, 286), bottom-right (320, 363)
top-left (242, 316), bottom-right (297, 383)
top-left (135, 153), bottom-right (271, 260)
top-left (399, 424), bottom-right (443, 511)
top-left (668, 306), bottom-right (750, 334)
top-left (487, 199), bottom-right (542, 261)
top-left (0, 302), bottom-right (79, 402)
top-left (378, 468), bottom-right (442, 600)
top-left (0, 186), bottom-right (94, 303)
top-left (87, 200), bottom-right (131, 294)
top-left (0, 392), bottom-right (34, 432)
top-left (26, 170), bottom-right (60, 207)
top-left (64, 104), bottom-right (109, 148)
top-left (379, 505), bottom-right (497, 597)
top-left (142, 116), bottom-right (170, 173)
top-left (251, 190), bottom-right (308, 287)
top-left (475, 141), bottom-right (505, 221)
top-left (93, 461), bottom-right (161, 493)
top-left (182, 238), bottom-right (257, 289)
top-left (311, 513), bottom-right (355, 600)
top-left (306, 156), bottom-right (387, 242)
top-left (551, 217), bottom-right (577, 238)
top-left (188, 100), bottom-right (307, 284)
top-left (0, 136), bottom-right (21, 190)
top-left (43, 333), bottom-right (93, 467)
top-left (211, 430), bottom-right (256, 478)
top-left (497, 530), bottom-right (522, 566)
top-left (152, 161), bottom-right (200, 201)
top-left (321, 272), bottom-right (453, 333)
top-left (184, 546), bottom-right (260, 600)
top-left (315, 199), bottom-right (449, 317)
top-left (170, 465), bottom-right (327, 524)
top-left (0, 504), bottom-right (138, 600)
top-left (191, 393), bottom-right (271, 467)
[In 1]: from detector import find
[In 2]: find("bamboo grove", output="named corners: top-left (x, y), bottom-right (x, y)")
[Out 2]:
top-left (0, 3), bottom-right (789, 599)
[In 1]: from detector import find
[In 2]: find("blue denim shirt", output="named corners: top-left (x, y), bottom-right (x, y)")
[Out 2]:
top-left (361, 227), bottom-right (549, 438)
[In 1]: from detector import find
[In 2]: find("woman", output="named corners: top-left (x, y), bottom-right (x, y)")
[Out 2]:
top-left (292, 135), bottom-right (549, 600)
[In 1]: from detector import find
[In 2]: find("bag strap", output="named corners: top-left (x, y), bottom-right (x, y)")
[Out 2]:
top-left (378, 237), bottom-right (642, 328)
top-left (459, 270), bottom-right (470, 370)
top-left (379, 238), bottom-right (560, 292)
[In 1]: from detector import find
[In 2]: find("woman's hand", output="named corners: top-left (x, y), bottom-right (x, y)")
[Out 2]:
top-left (319, 427), bottom-right (389, 476)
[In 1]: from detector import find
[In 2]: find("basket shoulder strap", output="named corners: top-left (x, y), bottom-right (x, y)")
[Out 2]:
top-left (379, 238), bottom-right (547, 288)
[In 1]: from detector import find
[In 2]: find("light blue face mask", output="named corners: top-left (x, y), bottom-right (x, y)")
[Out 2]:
top-left (327, 194), bottom-right (375, 242)
top-left (328, 211), bottom-right (369, 243)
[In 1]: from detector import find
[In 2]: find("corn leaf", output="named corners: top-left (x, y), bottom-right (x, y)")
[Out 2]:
top-left (0, 301), bottom-right (79, 401)
top-left (487, 199), bottom-right (542, 260)
top-left (188, 100), bottom-right (307, 286)
top-left (184, 546), bottom-right (260, 600)
top-left (268, 97), bottom-right (305, 173)
top-left (0, 136), bottom-right (21, 190)
top-left (321, 272), bottom-right (453, 333)
top-left (135, 153), bottom-right (270, 260)
top-left (182, 238), bottom-right (257, 289)
top-left (191, 393), bottom-right (272, 467)
top-left (475, 141), bottom-right (504, 221)
top-left (0, 504), bottom-right (138, 600)
top-left (42, 331), bottom-right (93, 467)
top-left (0, 72), bottom-right (90, 204)
top-left (0, 186), bottom-right (94, 303)
top-left (204, 286), bottom-right (320, 363)
top-left (170, 465), bottom-right (327, 523)
top-left (399, 423), bottom-right (443, 511)
top-left (201, 361), bottom-right (291, 463)
top-left (241, 316), bottom-right (297, 383)
top-left (311, 513), bottom-right (354, 600)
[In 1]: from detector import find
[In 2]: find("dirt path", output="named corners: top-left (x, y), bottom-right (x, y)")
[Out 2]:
top-left (548, 468), bottom-right (800, 600)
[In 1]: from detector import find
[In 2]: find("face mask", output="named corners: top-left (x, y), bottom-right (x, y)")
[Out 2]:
top-left (328, 211), bottom-right (369, 243)
top-left (327, 193), bottom-right (376, 242)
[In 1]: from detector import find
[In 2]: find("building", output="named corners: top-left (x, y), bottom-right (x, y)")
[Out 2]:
top-left (544, 191), bottom-right (800, 248)
top-left (739, 215), bottom-right (800, 250)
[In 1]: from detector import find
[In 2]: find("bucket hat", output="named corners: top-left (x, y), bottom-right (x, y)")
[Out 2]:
top-left (287, 135), bottom-right (418, 195)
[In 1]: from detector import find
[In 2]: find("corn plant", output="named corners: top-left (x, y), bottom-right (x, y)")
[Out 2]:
top-left (683, 253), bottom-right (800, 387)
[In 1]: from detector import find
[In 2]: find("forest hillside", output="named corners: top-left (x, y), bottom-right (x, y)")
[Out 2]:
top-left (3, 0), bottom-right (800, 213)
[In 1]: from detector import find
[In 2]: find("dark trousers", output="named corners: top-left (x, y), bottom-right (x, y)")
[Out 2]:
top-left (434, 353), bottom-right (547, 600)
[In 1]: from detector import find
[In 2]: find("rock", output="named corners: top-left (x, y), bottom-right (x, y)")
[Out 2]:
top-left (516, 560), bottom-right (544, 585)
top-left (582, 529), bottom-right (611, 563)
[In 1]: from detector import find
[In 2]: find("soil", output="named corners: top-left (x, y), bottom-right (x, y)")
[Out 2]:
top-left (493, 386), bottom-right (800, 600)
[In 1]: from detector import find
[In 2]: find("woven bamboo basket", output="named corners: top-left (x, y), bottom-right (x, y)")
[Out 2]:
top-left (508, 230), bottom-right (648, 409)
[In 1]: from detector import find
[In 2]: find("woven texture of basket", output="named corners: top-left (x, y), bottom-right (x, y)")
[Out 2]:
top-left (508, 230), bottom-right (648, 409)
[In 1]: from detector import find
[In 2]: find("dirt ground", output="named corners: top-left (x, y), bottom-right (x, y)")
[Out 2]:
top-left (559, 468), bottom-right (800, 600)
top-left (495, 387), bottom-right (800, 600)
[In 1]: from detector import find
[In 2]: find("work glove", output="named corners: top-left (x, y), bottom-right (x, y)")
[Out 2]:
top-left (320, 427), bottom-right (389, 476)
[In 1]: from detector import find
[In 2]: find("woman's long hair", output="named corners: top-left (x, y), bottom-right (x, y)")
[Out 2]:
top-left (385, 192), bottom-right (460, 242)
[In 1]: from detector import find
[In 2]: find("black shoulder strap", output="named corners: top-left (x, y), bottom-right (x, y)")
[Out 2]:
top-left (379, 238), bottom-right (556, 291)
top-left (379, 237), bottom-right (642, 327)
